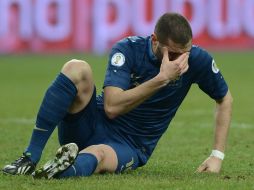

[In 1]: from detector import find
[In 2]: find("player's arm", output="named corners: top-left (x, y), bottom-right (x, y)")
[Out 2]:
top-left (104, 48), bottom-right (189, 119)
top-left (191, 48), bottom-right (233, 173)
top-left (213, 90), bottom-right (232, 153)
top-left (197, 90), bottom-right (232, 173)
top-left (104, 79), bottom-right (165, 119)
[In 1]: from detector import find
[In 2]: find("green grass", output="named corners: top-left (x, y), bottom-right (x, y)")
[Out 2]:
top-left (0, 52), bottom-right (254, 190)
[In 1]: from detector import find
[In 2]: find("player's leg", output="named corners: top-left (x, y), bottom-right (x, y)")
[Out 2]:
top-left (33, 142), bottom-right (139, 179)
top-left (57, 85), bottom-right (97, 150)
top-left (61, 59), bottom-right (94, 114)
top-left (73, 144), bottom-right (119, 174)
top-left (33, 144), bottom-right (117, 179)
top-left (2, 59), bottom-right (94, 175)
top-left (57, 143), bottom-right (139, 178)
top-left (25, 59), bottom-right (94, 162)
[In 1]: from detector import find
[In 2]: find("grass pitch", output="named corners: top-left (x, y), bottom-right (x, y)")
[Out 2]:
top-left (0, 52), bottom-right (254, 190)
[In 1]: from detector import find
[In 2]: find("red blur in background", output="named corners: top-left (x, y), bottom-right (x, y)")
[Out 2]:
top-left (0, 0), bottom-right (253, 54)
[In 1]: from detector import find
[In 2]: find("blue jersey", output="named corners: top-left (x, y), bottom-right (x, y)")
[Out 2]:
top-left (96, 36), bottom-right (228, 164)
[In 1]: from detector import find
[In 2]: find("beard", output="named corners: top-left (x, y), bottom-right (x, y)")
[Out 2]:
top-left (154, 47), bottom-right (163, 63)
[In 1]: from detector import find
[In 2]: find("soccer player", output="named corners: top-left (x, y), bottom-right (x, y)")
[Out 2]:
top-left (2, 12), bottom-right (232, 179)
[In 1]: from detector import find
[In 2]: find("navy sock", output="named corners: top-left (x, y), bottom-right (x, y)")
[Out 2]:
top-left (56, 153), bottom-right (98, 178)
top-left (25, 73), bottom-right (77, 163)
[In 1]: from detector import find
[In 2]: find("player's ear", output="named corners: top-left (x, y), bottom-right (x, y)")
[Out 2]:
top-left (151, 33), bottom-right (159, 47)
top-left (151, 33), bottom-right (158, 42)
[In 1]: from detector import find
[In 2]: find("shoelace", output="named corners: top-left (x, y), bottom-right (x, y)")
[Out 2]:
top-left (12, 155), bottom-right (28, 166)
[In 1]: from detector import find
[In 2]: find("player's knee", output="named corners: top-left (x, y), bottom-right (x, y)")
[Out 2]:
top-left (80, 145), bottom-right (106, 162)
top-left (61, 59), bottom-right (92, 85)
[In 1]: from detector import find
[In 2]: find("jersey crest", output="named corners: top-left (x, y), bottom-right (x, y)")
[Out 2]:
top-left (111, 53), bottom-right (125, 67)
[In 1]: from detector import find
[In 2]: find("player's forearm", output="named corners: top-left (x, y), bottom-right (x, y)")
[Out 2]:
top-left (213, 91), bottom-right (233, 152)
top-left (104, 75), bottom-right (168, 119)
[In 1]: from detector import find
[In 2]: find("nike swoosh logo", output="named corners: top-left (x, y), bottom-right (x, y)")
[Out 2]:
top-left (34, 126), bottom-right (48, 132)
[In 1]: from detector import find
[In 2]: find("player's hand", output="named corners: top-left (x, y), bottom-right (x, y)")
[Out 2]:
top-left (196, 156), bottom-right (223, 173)
top-left (158, 47), bottom-right (189, 83)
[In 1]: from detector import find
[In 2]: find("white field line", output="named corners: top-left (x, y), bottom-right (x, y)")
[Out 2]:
top-left (0, 118), bottom-right (34, 125)
top-left (231, 122), bottom-right (254, 128)
top-left (171, 121), bottom-right (253, 129)
top-left (0, 117), bottom-right (253, 129)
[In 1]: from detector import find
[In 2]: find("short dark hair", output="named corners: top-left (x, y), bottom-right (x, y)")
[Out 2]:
top-left (154, 13), bottom-right (193, 46)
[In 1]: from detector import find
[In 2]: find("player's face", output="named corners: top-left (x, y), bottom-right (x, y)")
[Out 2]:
top-left (153, 38), bottom-right (192, 62)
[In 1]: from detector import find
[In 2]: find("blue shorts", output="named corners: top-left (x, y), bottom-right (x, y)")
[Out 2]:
top-left (58, 88), bottom-right (141, 173)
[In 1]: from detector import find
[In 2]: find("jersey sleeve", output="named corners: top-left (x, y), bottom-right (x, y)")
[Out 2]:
top-left (103, 43), bottom-right (133, 90)
top-left (191, 47), bottom-right (228, 100)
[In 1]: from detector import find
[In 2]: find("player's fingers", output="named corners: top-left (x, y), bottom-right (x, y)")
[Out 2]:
top-left (204, 167), bottom-right (213, 173)
top-left (162, 47), bottom-right (169, 61)
top-left (179, 58), bottom-right (188, 71)
top-left (180, 53), bottom-right (190, 67)
top-left (178, 54), bottom-right (189, 74)
top-left (184, 52), bottom-right (190, 63)
top-left (175, 52), bottom-right (189, 65)
top-left (196, 164), bottom-right (208, 173)
top-left (180, 63), bottom-right (189, 75)
top-left (205, 167), bottom-right (220, 173)
top-left (174, 53), bottom-right (186, 64)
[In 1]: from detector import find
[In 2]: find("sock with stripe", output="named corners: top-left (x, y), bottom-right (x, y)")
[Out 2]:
top-left (56, 153), bottom-right (98, 178)
top-left (24, 73), bottom-right (77, 164)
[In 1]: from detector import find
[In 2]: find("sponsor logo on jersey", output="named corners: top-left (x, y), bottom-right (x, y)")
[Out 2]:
top-left (111, 53), bottom-right (125, 67)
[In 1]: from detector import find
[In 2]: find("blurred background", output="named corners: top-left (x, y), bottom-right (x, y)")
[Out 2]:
top-left (0, 0), bottom-right (254, 54)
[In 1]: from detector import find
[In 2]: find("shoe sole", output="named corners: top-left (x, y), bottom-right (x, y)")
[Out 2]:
top-left (33, 143), bottom-right (79, 179)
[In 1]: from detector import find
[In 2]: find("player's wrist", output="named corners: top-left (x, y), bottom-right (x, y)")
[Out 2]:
top-left (210, 150), bottom-right (225, 160)
top-left (153, 74), bottom-right (170, 87)
top-left (153, 74), bottom-right (168, 87)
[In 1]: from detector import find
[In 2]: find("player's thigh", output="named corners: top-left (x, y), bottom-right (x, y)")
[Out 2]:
top-left (58, 88), bottom-right (97, 150)
top-left (108, 142), bottom-right (139, 173)
top-left (61, 59), bottom-right (94, 114)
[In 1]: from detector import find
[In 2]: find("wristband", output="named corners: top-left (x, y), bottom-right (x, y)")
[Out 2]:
top-left (210, 150), bottom-right (225, 160)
